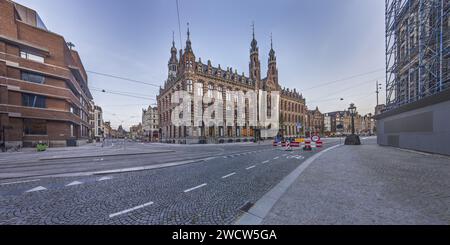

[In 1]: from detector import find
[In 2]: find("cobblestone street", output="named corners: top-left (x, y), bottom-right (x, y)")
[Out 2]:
top-left (0, 139), bottom-right (341, 224)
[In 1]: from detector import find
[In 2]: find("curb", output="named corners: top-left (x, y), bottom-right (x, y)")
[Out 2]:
top-left (234, 144), bottom-right (342, 225)
top-left (38, 150), bottom-right (175, 161)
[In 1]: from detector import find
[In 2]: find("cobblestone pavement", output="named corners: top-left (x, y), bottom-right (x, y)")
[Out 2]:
top-left (262, 138), bottom-right (450, 225)
top-left (0, 140), bottom-right (340, 224)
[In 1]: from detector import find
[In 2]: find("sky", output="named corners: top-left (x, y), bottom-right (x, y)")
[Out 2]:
top-left (14, 0), bottom-right (386, 129)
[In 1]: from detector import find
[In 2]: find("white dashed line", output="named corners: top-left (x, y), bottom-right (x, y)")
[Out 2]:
top-left (66, 181), bottom-right (83, 186)
top-left (262, 160), bottom-right (270, 164)
top-left (246, 165), bottom-right (256, 170)
top-left (0, 179), bottom-right (40, 186)
top-left (98, 176), bottom-right (113, 181)
top-left (109, 201), bottom-right (154, 218)
top-left (25, 186), bottom-right (47, 193)
top-left (221, 172), bottom-right (236, 179)
top-left (184, 183), bottom-right (207, 193)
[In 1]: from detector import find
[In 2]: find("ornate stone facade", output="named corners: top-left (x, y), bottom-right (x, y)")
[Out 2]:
top-left (157, 27), bottom-right (306, 143)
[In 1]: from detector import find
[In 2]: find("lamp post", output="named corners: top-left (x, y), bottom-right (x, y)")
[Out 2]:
top-left (344, 103), bottom-right (361, 145)
top-left (349, 103), bottom-right (356, 135)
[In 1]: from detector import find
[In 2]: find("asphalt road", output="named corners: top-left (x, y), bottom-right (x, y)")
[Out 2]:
top-left (0, 138), bottom-right (344, 224)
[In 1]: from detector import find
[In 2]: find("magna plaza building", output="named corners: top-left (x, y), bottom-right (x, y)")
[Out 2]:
top-left (0, 0), bottom-right (94, 148)
top-left (157, 27), bottom-right (308, 144)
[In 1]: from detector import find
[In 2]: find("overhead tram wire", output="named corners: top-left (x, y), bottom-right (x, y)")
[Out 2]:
top-left (90, 88), bottom-right (156, 101)
top-left (176, 0), bottom-right (183, 50)
top-left (86, 70), bottom-right (161, 88)
top-left (313, 76), bottom-right (386, 100)
top-left (89, 86), bottom-right (158, 98)
top-left (303, 68), bottom-right (385, 91)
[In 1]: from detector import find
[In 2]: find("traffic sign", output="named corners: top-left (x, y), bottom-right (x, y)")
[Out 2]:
top-left (311, 134), bottom-right (320, 142)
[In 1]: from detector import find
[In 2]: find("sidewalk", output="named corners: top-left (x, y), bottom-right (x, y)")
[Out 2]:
top-left (241, 139), bottom-right (450, 225)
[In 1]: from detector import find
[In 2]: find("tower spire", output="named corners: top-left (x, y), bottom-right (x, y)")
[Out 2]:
top-left (184, 22), bottom-right (193, 53)
top-left (252, 21), bottom-right (255, 40)
top-left (270, 32), bottom-right (273, 50)
top-left (250, 21), bottom-right (258, 52)
top-left (269, 33), bottom-right (276, 62)
top-left (187, 22), bottom-right (190, 41)
top-left (249, 21), bottom-right (260, 82)
top-left (172, 31), bottom-right (175, 47)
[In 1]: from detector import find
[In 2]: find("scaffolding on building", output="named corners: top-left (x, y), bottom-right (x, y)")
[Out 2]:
top-left (385, 0), bottom-right (450, 110)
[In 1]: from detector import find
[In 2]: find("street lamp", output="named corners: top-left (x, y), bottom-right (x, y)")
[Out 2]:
top-left (344, 103), bottom-right (361, 145)
top-left (349, 103), bottom-right (356, 135)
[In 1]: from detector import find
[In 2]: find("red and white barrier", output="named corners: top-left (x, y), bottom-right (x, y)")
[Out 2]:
top-left (273, 138), bottom-right (324, 151)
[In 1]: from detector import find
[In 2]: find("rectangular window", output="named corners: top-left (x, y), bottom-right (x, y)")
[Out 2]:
top-left (227, 126), bottom-right (232, 137)
top-left (22, 93), bottom-right (46, 108)
top-left (70, 124), bottom-right (74, 137)
top-left (70, 106), bottom-right (80, 116)
top-left (21, 71), bottom-right (45, 84)
top-left (20, 51), bottom-right (44, 63)
top-left (23, 119), bottom-right (47, 135)
top-left (219, 126), bottom-right (224, 137)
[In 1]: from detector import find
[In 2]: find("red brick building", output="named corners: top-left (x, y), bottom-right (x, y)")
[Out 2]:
top-left (306, 106), bottom-right (324, 135)
top-left (0, 0), bottom-right (94, 148)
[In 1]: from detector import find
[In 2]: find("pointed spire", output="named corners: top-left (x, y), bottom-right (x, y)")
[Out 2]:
top-left (270, 32), bottom-right (273, 50)
top-left (172, 31), bottom-right (175, 47)
top-left (169, 31), bottom-right (178, 64)
top-left (250, 21), bottom-right (258, 52)
top-left (269, 33), bottom-right (276, 62)
top-left (187, 22), bottom-right (190, 41)
top-left (252, 21), bottom-right (255, 40)
top-left (185, 22), bottom-right (193, 53)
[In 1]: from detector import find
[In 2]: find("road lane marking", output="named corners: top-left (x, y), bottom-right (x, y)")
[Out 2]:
top-left (273, 157), bottom-right (279, 160)
top-left (184, 183), bottom-right (207, 193)
top-left (262, 160), bottom-right (270, 164)
top-left (25, 186), bottom-right (47, 193)
top-left (246, 165), bottom-right (256, 170)
top-left (0, 179), bottom-right (40, 186)
top-left (98, 176), bottom-right (113, 181)
top-left (221, 172), bottom-right (236, 179)
top-left (109, 201), bottom-right (154, 218)
top-left (66, 181), bottom-right (83, 186)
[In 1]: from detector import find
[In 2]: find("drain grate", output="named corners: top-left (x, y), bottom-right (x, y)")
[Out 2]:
top-left (239, 201), bottom-right (254, 212)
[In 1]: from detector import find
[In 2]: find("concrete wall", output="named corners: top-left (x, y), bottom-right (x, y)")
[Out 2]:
top-left (377, 99), bottom-right (450, 156)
